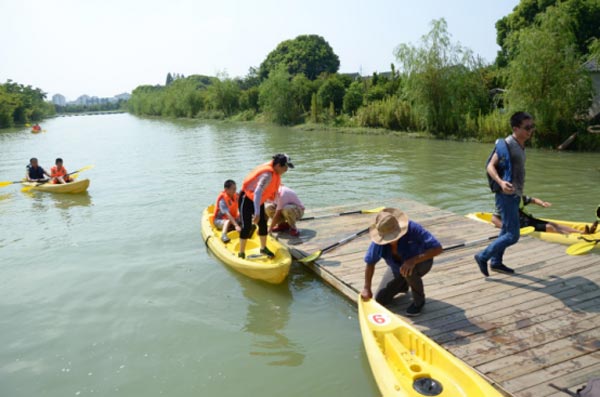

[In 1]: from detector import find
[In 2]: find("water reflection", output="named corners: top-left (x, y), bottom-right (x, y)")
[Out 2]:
top-left (239, 276), bottom-right (305, 367)
top-left (51, 192), bottom-right (93, 209)
top-left (23, 191), bottom-right (93, 209)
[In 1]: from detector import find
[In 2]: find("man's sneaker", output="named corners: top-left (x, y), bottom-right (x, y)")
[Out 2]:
top-left (238, 252), bottom-right (245, 259)
top-left (260, 247), bottom-right (275, 258)
top-left (406, 303), bottom-right (424, 317)
top-left (289, 227), bottom-right (300, 237)
top-left (221, 235), bottom-right (231, 244)
top-left (474, 254), bottom-right (489, 277)
top-left (271, 223), bottom-right (290, 232)
top-left (490, 263), bottom-right (515, 274)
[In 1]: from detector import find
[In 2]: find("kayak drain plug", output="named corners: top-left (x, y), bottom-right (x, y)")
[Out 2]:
top-left (413, 377), bottom-right (443, 396)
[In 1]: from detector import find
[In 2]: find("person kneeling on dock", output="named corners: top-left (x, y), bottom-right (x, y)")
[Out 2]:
top-left (25, 157), bottom-right (51, 182)
top-left (361, 208), bottom-right (442, 317)
top-left (238, 154), bottom-right (293, 259)
top-left (212, 179), bottom-right (241, 243)
top-left (50, 158), bottom-right (72, 184)
top-left (265, 185), bottom-right (305, 237)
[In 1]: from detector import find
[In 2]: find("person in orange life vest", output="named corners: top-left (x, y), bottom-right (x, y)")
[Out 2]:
top-left (50, 158), bottom-right (72, 184)
top-left (238, 153), bottom-right (294, 259)
top-left (212, 179), bottom-right (241, 244)
top-left (25, 157), bottom-right (51, 182)
top-left (32, 124), bottom-right (41, 132)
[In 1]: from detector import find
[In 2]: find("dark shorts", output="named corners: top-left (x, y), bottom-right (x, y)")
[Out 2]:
top-left (519, 213), bottom-right (548, 232)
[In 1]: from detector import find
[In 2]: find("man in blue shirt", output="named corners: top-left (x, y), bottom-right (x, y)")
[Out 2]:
top-left (361, 208), bottom-right (443, 317)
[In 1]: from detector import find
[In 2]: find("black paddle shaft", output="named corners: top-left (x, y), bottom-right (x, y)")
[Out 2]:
top-left (299, 209), bottom-right (362, 222)
top-left (321, 227), bottom-right (370, 254)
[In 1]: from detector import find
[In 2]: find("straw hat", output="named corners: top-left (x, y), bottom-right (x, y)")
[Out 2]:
top-left (369, 208), bottom-right (409, 245)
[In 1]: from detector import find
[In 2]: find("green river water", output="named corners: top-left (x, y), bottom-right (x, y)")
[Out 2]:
top-left (1, 114), bottom-right (599, 397)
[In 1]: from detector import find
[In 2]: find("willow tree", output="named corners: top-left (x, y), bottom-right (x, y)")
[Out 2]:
top-left (506, 4), bottom-right (591, 145)
top-left (394, 19), bottom-right (489, 136)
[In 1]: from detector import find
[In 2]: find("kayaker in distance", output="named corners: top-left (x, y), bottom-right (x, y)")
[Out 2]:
top-left (238, 154), bottom-right (294, 259)
top-left (265, 185), bottom-right (305, 237)
top-left (491, 195), bottom-right (598, 235)
top-left (50, 158), bottom-right (72, 184)
top-left (25, 157), bottom-right (51, 182)
top-left (32, 124), bottom-right (41, 132)
top-left (211, 179), bottom-right (241, 243)
top-left (360, 208), bottom-right (443, 317)
top-left (475, 111), bottom-right (534, 277)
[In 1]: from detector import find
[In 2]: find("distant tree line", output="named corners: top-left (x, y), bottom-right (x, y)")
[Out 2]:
top-left (129, 1), bottom-right (600, 150)
top-left (0, 80), bottom-right (55, 128)
top-left (56, 100), bottom-right (127, 114)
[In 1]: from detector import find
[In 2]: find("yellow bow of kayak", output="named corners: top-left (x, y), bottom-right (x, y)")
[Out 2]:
top-left (358, 295), bottom-right (503, 397)
top-left (200, 205), bottom-right (291, 284)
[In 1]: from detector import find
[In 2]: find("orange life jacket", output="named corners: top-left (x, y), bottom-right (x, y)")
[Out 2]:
top-left (51, 165), bottom-right (68, 179)
top-left (242, 162), bottom-right (281, 205)
top-left (212, 190), bottom-right (239, 223)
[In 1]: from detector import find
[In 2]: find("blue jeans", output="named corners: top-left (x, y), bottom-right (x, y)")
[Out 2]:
top-left (479, 193), bottom-right (520, 266)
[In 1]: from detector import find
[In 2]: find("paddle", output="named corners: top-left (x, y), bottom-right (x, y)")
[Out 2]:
top-left (299, 207), bottom-right (385, 222)
top-left (298, 227), bottom-right (371, 263)
top-left (21, 165), bottom-right (94, 192)
top-left (0, 180), bottom-right (26, 188)
top-left (443, 226), bottom-right (535, 252)
top-left (565, 237), bottom-right (599, 256)
top-left (298, 226), bottom-right (535, 264)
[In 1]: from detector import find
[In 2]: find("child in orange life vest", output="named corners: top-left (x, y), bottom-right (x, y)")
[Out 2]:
top-left (50, 158), bottom-right (72, 184)
top-left (212, 179), bottom-right (241, 243)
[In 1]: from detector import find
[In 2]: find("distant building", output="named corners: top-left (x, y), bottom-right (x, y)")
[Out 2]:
top-left (72, 95), bottom-right (91, 106)
top-left (64, 92), bottom-right (130, 106)
top-left (52, 94), bottom-right (66, 106)
top-left (114, 93), bottom-right (131, 101)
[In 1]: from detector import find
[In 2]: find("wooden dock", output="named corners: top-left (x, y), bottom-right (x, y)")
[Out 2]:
top-left (277, 198), bottom-right (600, 397)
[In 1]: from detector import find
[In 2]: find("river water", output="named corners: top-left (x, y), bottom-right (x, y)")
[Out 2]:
top-left (1, 114), bottom-right (598, 397)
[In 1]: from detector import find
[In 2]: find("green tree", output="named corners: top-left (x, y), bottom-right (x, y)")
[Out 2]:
top-left (506, 4), bottom-right (592, 145)
top-left (395, 19), bottom-right (489, 135)
top-left (290, 73), bottom-right (315, 113)
top-left (239, 87), bottom-right (260, 112)
top-left (316, 75), bottom-right (346, 113)
top-left (495, 0), bottom-right (600, 67)
top-left (207, 74), bottom-right (240, 116)
top-left (259, 34), bottom-right (340, 80)
top-left (343, 81), bottom-right (364, 114)
top-left (310, 93), bottom-right (318, 123)
top-left (258, 65), bottom-right (301, 125)
top-left (166, 73), bottom-right (174, 86)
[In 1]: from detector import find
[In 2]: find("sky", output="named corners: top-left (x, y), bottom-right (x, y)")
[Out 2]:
top-left (0, 0), bottom-right (520, 101)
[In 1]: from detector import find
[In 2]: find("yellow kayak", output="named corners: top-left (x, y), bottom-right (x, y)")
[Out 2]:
top-left (466, 212), bottom-right (599, 251)
top-left (358, 295), bottom-right (503, 397)
top-left (22, 179), bottom-right (90, 194)
top-left (201, 205), bottom-right (291, 284)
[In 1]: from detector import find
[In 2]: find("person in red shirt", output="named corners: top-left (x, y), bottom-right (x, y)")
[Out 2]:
top-left (50, 158), bottom-right (72, 184)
